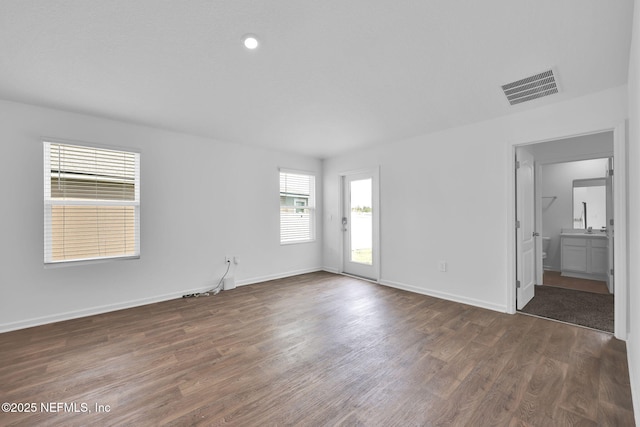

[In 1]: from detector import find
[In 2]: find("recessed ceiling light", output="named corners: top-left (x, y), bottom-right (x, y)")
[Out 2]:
top-left (243, 34), bottom-right (259, 50)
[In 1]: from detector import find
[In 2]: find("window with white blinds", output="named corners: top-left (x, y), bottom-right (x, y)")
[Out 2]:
top-left (280, 170), bottom-right (315, 244)
top-left (43, 141), bottom-right (140, 264)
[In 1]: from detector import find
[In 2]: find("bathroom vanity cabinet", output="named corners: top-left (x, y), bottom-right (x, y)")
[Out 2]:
top-left (560, 234), bottom-right (608, 281)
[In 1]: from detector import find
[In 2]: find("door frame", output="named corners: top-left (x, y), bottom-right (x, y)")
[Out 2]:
top-left (339, 166), bottom-right (381, 282)
top-left (506, 122), bottom-right (628, 341)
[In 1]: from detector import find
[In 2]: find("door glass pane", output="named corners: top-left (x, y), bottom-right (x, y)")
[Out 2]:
top-left (350, 178), bottom-right (372, 265)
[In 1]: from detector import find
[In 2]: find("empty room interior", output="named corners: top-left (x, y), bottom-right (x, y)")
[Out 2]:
top-left (1, 1), bottom-right (640, 425)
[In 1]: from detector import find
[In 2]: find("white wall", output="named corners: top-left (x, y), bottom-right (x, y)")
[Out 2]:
top-left (626, 0), bottom-right (640, 421)
top-left (528, 131), bottom-right (614, 164)
top-left (323, 85), bottom-right (627, 313)
top-left (0, 100), bottom-right (323, 332)
top-left (540, 158), bottom-right (609, 271)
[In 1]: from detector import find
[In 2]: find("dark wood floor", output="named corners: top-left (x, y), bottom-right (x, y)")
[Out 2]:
top-left (0, 272), bottom-right (635, 426)
top-left (543, 270), bottom-right (610, 295)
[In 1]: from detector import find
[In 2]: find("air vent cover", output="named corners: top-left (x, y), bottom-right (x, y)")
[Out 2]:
top-left (501, 69), bottom-right (559, 105)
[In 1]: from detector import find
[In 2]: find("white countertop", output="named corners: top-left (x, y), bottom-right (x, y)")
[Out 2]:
top-left (560, 232), bottom-right (608, 238)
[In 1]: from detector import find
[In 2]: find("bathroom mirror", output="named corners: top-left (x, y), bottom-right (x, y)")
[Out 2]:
top-left (572, 178), bottom-right (606, 230)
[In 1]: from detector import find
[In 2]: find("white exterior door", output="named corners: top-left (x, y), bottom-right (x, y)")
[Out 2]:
top-left (342, 170), bottom-right (378, 280)
top-left (516, 149), bottom-right (536, 310)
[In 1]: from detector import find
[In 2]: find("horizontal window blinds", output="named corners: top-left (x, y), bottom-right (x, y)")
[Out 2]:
top-left (44, 142), bottom-right (140, 263)
top-left (280, 171), bottom-right (315, 244)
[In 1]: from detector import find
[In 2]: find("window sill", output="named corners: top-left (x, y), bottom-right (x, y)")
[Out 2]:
top-left (44, 255), bottom-right (140, 268)
top-left (280, 239), bottom-right (316, 246)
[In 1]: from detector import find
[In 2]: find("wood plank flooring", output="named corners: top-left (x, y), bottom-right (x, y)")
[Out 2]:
top-left (543, 271), bottom-right (610, 295)
top-left (0, 272), bottom-right (635, 426)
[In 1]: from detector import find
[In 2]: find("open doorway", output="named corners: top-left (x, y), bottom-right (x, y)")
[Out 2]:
top-left (514, 131), bottom-right (617, 333)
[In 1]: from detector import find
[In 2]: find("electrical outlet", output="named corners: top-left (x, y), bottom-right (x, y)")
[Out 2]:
top-left (438, 261), bottom-right (447, 272)
top-left (233, 256), bottom-right (239, 265)
top-left (225, 256), bottom-right (231, 263)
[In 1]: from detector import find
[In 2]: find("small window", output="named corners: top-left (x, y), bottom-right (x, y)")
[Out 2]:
top-left (43, 141), bottom-right (140, 264)
top-left (280, 170), bottom-right (315, 244)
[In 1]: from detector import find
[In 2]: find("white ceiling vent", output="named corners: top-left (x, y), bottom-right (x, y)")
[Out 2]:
top-left (501, 69), bottom-right (559, 106)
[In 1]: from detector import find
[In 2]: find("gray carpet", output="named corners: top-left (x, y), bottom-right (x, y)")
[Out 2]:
top-left (519, 285), bottom-right (614, 333)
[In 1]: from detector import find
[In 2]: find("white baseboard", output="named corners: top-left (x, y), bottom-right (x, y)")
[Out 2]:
top-left (235, 267), bottom-right (323, 287)
top-left (378, 278), bottom-right (507, 313)
top-left (0, 267), bottom-right (324, 333)
top-left (0, 269), bottom-right (534, 333)
top-left (0, 287), bottom-right (206, 333)
top-left (322, 266), bottom-right (340, 274)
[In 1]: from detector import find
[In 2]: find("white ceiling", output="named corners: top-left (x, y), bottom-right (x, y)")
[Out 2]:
top-left (0, 1), bottom-right (634, 158)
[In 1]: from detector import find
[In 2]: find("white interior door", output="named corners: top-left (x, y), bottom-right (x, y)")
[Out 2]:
top-left (534, 163), bottom-right (544, 286)
top-left (606, 156), bottom-right (614, 293)
top-left (342, 171), bottom-right (378, 280)
top-left (516, 149), bottom-right (536, 310)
